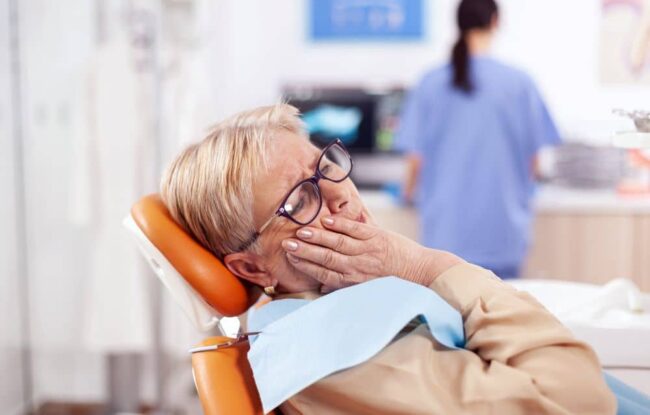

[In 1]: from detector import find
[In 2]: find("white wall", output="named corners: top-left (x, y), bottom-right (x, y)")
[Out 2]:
top-left (206, 0), bottom-right (648, 142)
top-left (494, 0), bottom-right (648, 140)
top-left (204, 0), bottom-right (451, 118)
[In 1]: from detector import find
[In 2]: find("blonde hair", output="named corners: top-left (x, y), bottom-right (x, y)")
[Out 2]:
top-left (160, 104), bottom-right (306, 259)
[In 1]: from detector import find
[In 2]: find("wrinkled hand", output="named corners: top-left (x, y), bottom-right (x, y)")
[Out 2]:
top-left (281, 215), bottom-right (440, 293)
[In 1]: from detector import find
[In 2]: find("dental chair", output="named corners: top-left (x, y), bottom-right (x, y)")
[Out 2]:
top-left (124, 194), bottom-right (276, 415)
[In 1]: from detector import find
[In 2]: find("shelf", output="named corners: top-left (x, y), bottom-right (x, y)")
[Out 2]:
top-left (612, 131), bottom-right (650, 149)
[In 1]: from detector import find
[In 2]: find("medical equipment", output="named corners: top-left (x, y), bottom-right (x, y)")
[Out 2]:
top-left (613, 109), bottom-right (650, 149)
top-left (547, 143), bottom-right (627, 189)
top-left (615, 110), bottom-right (650, 133)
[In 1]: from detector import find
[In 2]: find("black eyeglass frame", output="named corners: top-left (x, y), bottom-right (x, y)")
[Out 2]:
top-left (237, 138), bottom-right (353, 252)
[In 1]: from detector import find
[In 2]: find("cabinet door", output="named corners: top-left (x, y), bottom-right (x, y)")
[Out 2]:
top-left (524, 214), bottom-right (580, 280)
top-left (633, 216), bottom-right (650, 292)
top-left (574, 215), bottom-right (636, 284)
top-left (524, 214), bottom-right (637, 286)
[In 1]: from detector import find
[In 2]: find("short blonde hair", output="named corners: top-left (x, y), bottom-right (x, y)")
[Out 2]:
top-left (160, 104), bottom-right (306, 259)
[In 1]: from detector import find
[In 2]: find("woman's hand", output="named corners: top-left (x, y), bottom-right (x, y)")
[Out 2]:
top-left (281, 215), bottom-right (462, 292)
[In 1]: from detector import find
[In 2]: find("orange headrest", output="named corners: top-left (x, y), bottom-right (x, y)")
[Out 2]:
top-left (131, 194), bottom-right (254, 317)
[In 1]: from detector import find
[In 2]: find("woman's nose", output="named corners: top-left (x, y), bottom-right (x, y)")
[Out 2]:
top-left (319, 179), bottom-right (349, 214)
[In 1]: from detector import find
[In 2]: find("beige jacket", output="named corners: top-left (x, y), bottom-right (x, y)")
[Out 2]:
top-left (279, 264), bottom-right (616, 415)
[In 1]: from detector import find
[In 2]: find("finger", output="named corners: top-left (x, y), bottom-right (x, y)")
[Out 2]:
top-left (320, 284), bottom-right (338, 294)
top-left (282, 239), bottom-right (349, 272)
top-left (321, 215), bottom-right (376, 240)
top-left (296, 226), bottom-right (364, 254)
top-left (286, 253), bottom-right (348, 289)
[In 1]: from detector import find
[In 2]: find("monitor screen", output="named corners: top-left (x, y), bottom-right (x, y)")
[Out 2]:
top-left (284, 87), bottom-right (404, 153)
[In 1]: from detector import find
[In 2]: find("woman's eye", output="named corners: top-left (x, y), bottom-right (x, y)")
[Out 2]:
top-left (321, 163), bottom-right (332, 174)
top-left (289, 195), bottom-right (306, 215)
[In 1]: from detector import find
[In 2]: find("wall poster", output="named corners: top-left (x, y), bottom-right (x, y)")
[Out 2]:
top-left (310, 0), bottom-right (425, 41)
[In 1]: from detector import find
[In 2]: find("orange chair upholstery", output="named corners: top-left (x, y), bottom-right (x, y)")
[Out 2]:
top-left (128, 194), bottom-right (273, 415)
top-left (191, 336), bottom-right (266, 415)
top-left (130, 194), bottom-right (253, 316)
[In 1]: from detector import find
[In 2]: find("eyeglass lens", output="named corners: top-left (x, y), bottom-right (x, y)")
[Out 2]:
top-left (284, 181), bottom-right (320, 225)
top-left (319, 143), bottom-right (352, 182)
top-left (282, 142), bottom-right (352, 225)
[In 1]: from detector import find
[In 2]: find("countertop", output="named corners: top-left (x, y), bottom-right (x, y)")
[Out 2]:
top-left (360, 186), bottom-right (650, 215)
top-left (533, 186), bottom-right (650, 214)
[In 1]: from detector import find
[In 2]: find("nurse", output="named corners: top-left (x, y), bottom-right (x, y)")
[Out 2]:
top-left (396, 0), bottom-right (561, 279)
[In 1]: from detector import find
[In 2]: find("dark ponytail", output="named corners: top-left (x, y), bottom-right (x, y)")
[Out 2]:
top-left (452, 35), bottom-right (470, 92)
top-left (452, 0), bottom-right (498, 93)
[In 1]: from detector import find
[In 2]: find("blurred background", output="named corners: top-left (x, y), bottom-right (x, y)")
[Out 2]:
top-left (2, 0), bottom-right (650, 414)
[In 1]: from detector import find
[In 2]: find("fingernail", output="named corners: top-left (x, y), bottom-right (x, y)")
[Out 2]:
top-left (286, 253), bottom-right (300, 264)
top-left (322, 217), bottom-right (334, 225)
top-left (283, 240), bottom-right (298, 251)
top-left (297, 229), bottom-right (313, 239)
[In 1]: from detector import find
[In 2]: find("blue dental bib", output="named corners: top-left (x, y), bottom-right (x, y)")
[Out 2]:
top-left (247, 277), bottom-right (464, 413)
top-left (247, 276), bottom-right (649, 414)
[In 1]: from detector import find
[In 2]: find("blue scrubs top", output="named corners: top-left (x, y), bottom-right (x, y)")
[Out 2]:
top-left (396, 56), bottom-right (560, 272)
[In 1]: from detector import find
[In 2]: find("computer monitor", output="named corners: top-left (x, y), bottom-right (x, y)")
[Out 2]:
top-left (284, 86), bottom-right (404, 154)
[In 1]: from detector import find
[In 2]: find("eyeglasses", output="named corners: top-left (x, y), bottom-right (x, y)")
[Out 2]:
top-left (237, 139), bottom-right (353, 252)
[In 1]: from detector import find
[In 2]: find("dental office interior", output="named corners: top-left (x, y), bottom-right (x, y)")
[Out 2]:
top-left (2, 0), bottom-right (650, 414)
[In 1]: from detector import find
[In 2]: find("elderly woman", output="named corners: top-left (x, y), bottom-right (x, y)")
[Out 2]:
top-left (160, 104), bottom-right (615, 414)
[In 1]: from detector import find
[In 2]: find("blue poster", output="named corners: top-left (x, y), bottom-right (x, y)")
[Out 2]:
top-left (310, 0), bottom-right (425, 41)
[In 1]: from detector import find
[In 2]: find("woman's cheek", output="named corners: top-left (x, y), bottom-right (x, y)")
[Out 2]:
top-left (363, 206), bottom-right (378, 227)
top-left (275, 253), bottom-right (320, 291)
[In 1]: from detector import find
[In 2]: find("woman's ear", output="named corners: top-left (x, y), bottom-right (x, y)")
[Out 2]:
top-left (224, 252), bottom-right (274, 288)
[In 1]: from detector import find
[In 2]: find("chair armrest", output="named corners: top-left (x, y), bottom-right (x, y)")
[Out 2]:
top-left (191, 336), bottom-right (274, 415)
